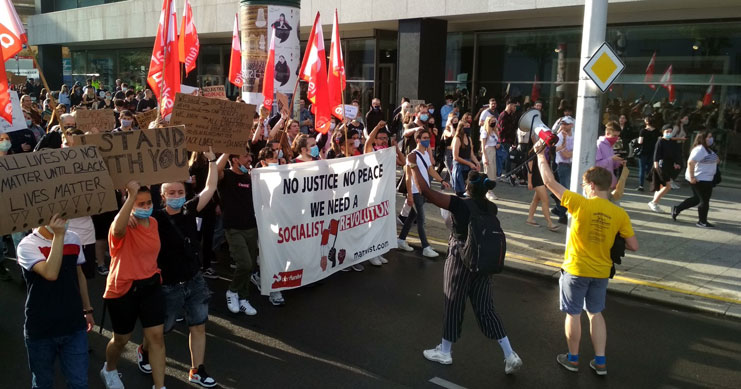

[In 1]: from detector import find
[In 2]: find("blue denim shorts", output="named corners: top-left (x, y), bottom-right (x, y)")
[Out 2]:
top-left (162, 273), bottom-right (212, 332)
top-left (559, 270), bottom-right (609, 315)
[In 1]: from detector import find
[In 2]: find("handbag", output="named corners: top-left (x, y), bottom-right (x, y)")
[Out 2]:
top-left (712, 169), bottom-right (722, 187)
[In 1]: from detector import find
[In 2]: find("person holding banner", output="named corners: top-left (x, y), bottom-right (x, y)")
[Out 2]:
top-left (101, 182), bottom-right (166, 389)
top-left (407, 155), bottom-right (523, 374)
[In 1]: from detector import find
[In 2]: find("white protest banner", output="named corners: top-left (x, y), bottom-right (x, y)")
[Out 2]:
top-left (0, 91), bottom-right (26, 133)
top-left (180, 84), bottom-right (199, 95)
top-left (343, 104), bottom-right (358, 120)
top-left (252, 148), bottom-right (398, 294)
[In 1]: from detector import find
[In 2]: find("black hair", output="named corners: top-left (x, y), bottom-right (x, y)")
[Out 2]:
top-left (137, 186), bottom-right (151, 195)
top-left (466, 171), bottom-right (496, 200)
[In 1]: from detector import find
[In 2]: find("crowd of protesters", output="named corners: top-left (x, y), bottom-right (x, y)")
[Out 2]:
top-left (0, 76), bottom-right (725, 388)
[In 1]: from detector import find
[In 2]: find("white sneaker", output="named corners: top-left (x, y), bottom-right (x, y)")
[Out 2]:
top-left (422, 246), bottom-right (439, 258)
top-left (239, 299), bottom-right (257, 315)
top-left (423, 345), bottom-right (452, 365)
top-left (250, 273), bottom-right (262, 292)
top-left (670, 181), bottom-right (680, 190)
top-left (379, 256), bottom-right (388, 264)
top-left (486, 191), bottom-right (499, 201)
top-left (269, 291), bottom-right (285, 306)
top-left (352, 264), bottom-right (365, 272)
top-left (397, 239), bottom-right (414, 252)
top-left (504, 351), bottom-right (523, 374)
top-left (225, 290), bottom-right (240, 313)
top-left (648, 201), bottom-right (664, 213)
top-left (100, 363), bottom-right (125, 389)
top-left (368, 257), bottom-right (383, 266)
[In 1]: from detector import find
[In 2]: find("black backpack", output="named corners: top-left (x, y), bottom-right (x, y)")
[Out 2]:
top-left (459, 199), bottom-right (507, 274)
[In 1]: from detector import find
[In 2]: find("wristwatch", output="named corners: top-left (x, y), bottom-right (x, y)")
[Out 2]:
top-left (409, 163), bottom-right (418, 169)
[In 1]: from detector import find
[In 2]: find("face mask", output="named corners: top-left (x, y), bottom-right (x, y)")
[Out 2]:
top-left (707, 137), bottom-right (714, 146)
top-left (133, 206), bottom-right (153, 219)
top-left (0, 140), bottom-right (11, 152)
top-left (373, 106), bottom-right (380, 111)
top-left (166, 196), bottom-right (186, 210)
top-left (420, 139), bottom-right (430, 148)
top-left (121, 119), bottom-right (133, 127)
top-left (44, 222), bottom-right (69, 236)
top-left (268, 162), bottom-right (279, 167)
top-left (277, 149), bottom-right (284, 159)
top-left (419, 114), bottom-right (429, 122)
top-left (330, 122), bottom-right (336, 131)
top-left (663, 133), bottom-right (672, 140)
top-left (374, 144), bottom-right (388, 151)
top-left (238, 164), bottom-right (249, 174)
top-left (429, 109), bottom-right (435, 114)
top-left (310, 145), bottom-right (320, 158)
top-left (121, 87), bottom-right (128, 92)
top-left (605, 136), bottom-right (618, 146)
top-left (353, 139), bottom-right (361, 148)
top-left (446, 101), bottom-right (453, 106)
top-left (26, 119), bottom-right (33, 127)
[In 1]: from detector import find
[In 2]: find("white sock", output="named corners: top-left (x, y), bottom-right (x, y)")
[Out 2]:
top-left (498, 336), bottom-right (514, 358)
top-left (441, 338), bottom-right (452, 354)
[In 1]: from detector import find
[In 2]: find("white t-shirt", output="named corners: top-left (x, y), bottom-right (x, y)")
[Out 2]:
top-left (407, 149), bottom-right (431, 194)
top-left (686, 145), bottom-right (718, 182)
top-left (480, 128), bottom-right (499, 148)
top-left (67, 216), bottom-right (95, 245)
top-left (479, 109), bottom-right (497, 126)
top-left (17, 230), bottom-right (85, 271)
top-left (555, 132), bottom-right (574, 164)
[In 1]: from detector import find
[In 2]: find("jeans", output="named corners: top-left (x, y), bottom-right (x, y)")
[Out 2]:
top-left (444, 149), bottom-right (454, 184)
top-left (500, 143), bottom-right (511, 174)
top-left (675, 181), bottom-right (713, 223)
top-left (554, 163), bottom-right (572, 217)
top-left (162, 273), bottom-right (212, 332)
top-left (25, 330), bottom-right (88, 389)
top-left (495, 146), bottom-right (507, 177)
top-left (452, 160), bottom-right (471, 196)
top-left (638, 155), bottom-right (652, 187)
top-left (226, 228), bottom-right (258, 299)
top-left (399, 193), bottom-right (429, 248)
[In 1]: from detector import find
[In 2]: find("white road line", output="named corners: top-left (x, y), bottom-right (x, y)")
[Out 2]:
top-left (429, 376), bottom-right (468, 389)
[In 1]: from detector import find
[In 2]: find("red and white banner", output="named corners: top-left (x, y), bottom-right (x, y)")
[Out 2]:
top-left (299, 12), bottom-right (331, 134)
top-left (328, 9), bottom-right (346, 120)
top-left (530, 74), bottom-right (540, 102)
top-left (147, 0), bottom-right (180, 118)
top-left (0, 46), bottom-right (12, 124)
top-left (178, 0), bottom-right (199, 76)
top-left (645, 51), bottom-right (656, 90)
top-left (262, 28), bottom-right (276, 109)
top-left (252, 148), bottom-right (397, 294)
top-left (0, 0), bottom-right (27, 61)
top-left (228, 14), bottom-right (243, 88)
top-left (703, 75), bottom-right (714, 106)
top-left (660, 65), bottom-right (675, 102)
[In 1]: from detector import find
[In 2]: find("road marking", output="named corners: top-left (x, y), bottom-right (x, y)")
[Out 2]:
top-left (429, 377), bottom-right (468, 389)
top-left (405, 233), bottom-right (741, 306)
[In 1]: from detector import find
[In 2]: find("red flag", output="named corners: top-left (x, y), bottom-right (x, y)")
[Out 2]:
top-left (299, 13), bottom-right (331, 134)
top-left (660, 65), bottom-right (675, 102)
top-left (703, 75), bottom-right (714, 106)
top-left (147, 0), bottom-right (181, 118)
top-left (228, 14), bottom-right (243, 88)
top-left (0, 46), bottom-right (12, 124)
top-left (0, 0), bottom-right (27, 61)
top-left (328, 9), bottom-right (346, 120)
top-left (178, 0), bottom-right (199, 76)
top-left (530, 74), bottom-right (540, 102)
top-left (262, 28), bottom-right (276, 109)
top-left (645, 51), bottom-right (656, 90)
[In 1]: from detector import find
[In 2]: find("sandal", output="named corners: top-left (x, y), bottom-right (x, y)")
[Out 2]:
top-left (548, 225), bottom-right (560, 232)
top-left (526, 220), bottom-right (540, 227)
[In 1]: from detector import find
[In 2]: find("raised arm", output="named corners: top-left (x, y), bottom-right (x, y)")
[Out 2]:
top-left (537, 151), bottom-right (566, 200)
top-left (269, 113), bottom-right (287, 139)
top-left (112, 181), bottom-right (141, 238)
top-left (364, 120), bottom-right (386, 154)
top-left (197, 147), bottom-right (218, 212)
top-left (216, 152), bottom-right (229, 181)
top-left (611, 162), bottom-right (629, 201)
top-left (30, 214), bottom-right (67, 281)
top-left (408, 152), bottom-right (452, 210)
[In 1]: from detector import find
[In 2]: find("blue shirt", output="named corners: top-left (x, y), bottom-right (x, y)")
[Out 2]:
top-left (300, 108), bottom-right (313, 134)
top-left (440, 104), bottom-right (454, 127)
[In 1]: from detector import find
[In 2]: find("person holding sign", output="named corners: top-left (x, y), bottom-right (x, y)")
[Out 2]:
top-left (16, 215), bottom-right (95, 388)
top-left (100, 182), bottom-right (166, 389)
top-left (112, 110), bottom-right (137, 132)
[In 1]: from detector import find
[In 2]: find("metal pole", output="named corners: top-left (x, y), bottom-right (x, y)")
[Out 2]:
top-left (570, 0), bottom-right (607, 196)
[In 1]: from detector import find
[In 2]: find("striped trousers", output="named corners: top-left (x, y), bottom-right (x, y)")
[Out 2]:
top-left (443, 238), bottom-right (507, 342)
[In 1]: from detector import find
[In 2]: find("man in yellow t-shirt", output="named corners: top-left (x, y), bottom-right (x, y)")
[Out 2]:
top-left (536, 150), bottom-right (638, 377)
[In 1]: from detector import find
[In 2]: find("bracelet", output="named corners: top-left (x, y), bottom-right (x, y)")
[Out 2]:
top-left (209, 159), bottom-right (217, 163)
top-left (409, 163), bottom-right (417, 169)
top-left (83, 308), bottom-right (94, 314)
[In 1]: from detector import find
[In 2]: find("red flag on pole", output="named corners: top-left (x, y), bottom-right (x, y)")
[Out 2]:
top-left (645, 51), bottom-right (656, 90)
top-left (0, 46), bottom-right (12, 124)
top-left (262, 28), bottom-right (276, 109)
top-left (299, 13), bottom-right (331, 134)
top-left (659, 65), bottom-right (675, 102)
top-left (328, 9), bottom-right (346, 120)
top-left (530, 74), bottom-right (540, 103)
top-left (178, 0), bottom-right (199, 76)
top-left (0, 0), bottom-right (27, 61)
top-left (228, 14), bottom-right (244, 88)
top-left (147, 0), bottom-right (180, 118)
top-left (703, 75), bottom-right (714, 106)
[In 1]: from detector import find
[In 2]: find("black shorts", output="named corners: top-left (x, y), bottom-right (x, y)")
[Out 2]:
top-left (92, 210), bottom-right (117, 240)
top-left (104, 275), bottom-right (165, 335)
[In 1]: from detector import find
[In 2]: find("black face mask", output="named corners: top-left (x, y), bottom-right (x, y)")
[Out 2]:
top-left (372, 106), bottom-right (380, 111)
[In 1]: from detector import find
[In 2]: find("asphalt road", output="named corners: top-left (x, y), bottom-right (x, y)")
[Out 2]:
top-left (1, 249), bottom-right (740, 389)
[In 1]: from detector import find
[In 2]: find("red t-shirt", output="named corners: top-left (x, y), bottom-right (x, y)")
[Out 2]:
top-left (104, 218), bottom-right (161, 299)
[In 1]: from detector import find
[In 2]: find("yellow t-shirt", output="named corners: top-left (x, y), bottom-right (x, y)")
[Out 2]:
top-left (561, 190), bottom-right (635, 278)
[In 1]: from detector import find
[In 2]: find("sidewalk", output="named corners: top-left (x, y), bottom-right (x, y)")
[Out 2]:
top-left (396, 163), bottom-right (741, 319)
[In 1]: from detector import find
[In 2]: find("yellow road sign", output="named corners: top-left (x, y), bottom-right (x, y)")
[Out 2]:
top-left (583, 42), bottom-right (625, 92)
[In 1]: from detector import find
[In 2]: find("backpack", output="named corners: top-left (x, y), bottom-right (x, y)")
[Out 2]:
top-left (459, 199), bottom-right (507, 274)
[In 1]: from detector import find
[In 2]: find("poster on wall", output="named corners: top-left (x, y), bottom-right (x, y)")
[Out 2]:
top-left (268, 5), bottom-right (300, 94)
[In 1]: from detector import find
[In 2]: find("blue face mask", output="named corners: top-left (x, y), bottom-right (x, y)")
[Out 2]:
top-left (310, 145), bottom-right (320, 158)
top-left (238, 165), bottom-right (249, 174)
top-left (0, 140), bottom-right (11, 152)
top-left (133, 206), bottom-right (153, 219)
top-left (26, 119), bottom-right (33, 127)
top-left (166, 197), bottom-right (186, 210)
top-left (663, 133), bottom-right (672, 140)
top-left (707, 137), bottom-right (714, 146)
top-left (420, 139), bottom-right (430, 148)
top-left (429, 109), bottom-right (435, 114)
top-left (277, 149), bottom-right (284, 159)
top-left (419, 114), bottom-right (429, 122)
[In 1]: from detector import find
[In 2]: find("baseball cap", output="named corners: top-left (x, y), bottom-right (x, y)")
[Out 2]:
top-left (561, 116), bottom-right (575, 125)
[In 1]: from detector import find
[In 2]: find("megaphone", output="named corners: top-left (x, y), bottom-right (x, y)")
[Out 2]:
top-left (518, 109), bottom-right (559, 147)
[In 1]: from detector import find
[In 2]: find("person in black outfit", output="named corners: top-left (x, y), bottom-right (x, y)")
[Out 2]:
top-left (647, 126), bottom-right (681, 213)
top-left (271, 13), bottom-right (293, 43)
top-left (188, 152), bottom-right (220, 279)
top-left (275, 55), bottom-right (290, 87)
top-left (137, 89), bottom-right (157, 112)
top-left (153, 147), bottom-right (218, 387)
top-left (365, 98), bottom-right (385, 131)
top-left (636, 115), bottom-right (659, 191)
top-left (407, 160), bottom-right (523, 375)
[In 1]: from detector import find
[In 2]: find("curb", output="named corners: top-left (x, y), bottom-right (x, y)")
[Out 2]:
top-left (402, 233), bottom-right (741, 320)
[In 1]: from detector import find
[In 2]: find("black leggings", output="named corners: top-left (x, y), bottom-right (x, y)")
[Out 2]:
top-left (675, 181), bottom-right (713, 223)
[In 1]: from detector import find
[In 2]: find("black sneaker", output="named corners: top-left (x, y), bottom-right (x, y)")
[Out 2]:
top-left (137, 344), bottom-right (152, 374)
top-left (189, 364), bottom-right (217, 388)
top-left (635, 186), bottom-right (644, 191)
top-left (671, 206), bottom-right (679, 221)
top-left (558, 216), bottom-right (568, 225)
top-left (696, 221), bottom-right (715, 228)
top-left (96, 264), bottom-right (109, 276)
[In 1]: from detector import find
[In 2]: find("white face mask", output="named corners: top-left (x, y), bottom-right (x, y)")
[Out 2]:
top-left (353, 139), bottom-right (361, 148)
top-left (330, 122), bottom-right (336, 131)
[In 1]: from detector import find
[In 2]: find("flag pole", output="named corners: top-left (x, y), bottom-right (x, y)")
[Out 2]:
top-left (22, 49), bottom-right (57, 109)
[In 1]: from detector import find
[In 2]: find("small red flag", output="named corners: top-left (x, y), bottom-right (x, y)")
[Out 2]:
top-left (147, 0), bottom-right (181, 118)
top-left (228, 14), bottom-right (243, 88)
top-left (703, 75), bottom-right (714, 106)
top-left (530, 74), bottom-right (540, 103)
top-left (0, 0), bottom-right (27, 61)
top-left (299, 13), bottom-right (331, 134)
top-left (262, 28), bottom-right (276, 109)
top-left (328, 9), bottom-right (346, 120)
top-left (329, 219), bottom-right (339, 235)
top-left (645, 51), bottom-right (657, 90)
top-left (0, 45), bottom-right (12, 124)
top-left (178, 0), bottom-right (199, 76)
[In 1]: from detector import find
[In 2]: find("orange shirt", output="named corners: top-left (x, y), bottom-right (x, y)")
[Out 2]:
top-left (103, 218), bottom-right (161, 299)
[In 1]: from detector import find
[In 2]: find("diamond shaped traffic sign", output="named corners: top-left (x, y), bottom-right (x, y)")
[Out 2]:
top-left (583, 42), bottom-right (625, 92)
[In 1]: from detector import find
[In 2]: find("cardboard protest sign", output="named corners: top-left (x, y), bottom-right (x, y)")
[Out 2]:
top-left (343, 104), bottom-right (358, 120)
top-left (0, 146), bottom-right (119, 235)
top-left (7, 72), bottom-right (26, 85)
top-left (180, 84), bottom-right (199, 95)
top-left (276, 93), bottom-right (290, 116)
top-left (170, 93), bottom-right (255, 154)
top-left (135, 109), bottom-right (159, 129)
top-left (75, 109), bottom-right (116, 132)
top-left (0, 91), bottom-right (26, 133)
top-left (410, 99), bottom-right (426, 106)
top-left (202, 85), bottom-right (227, 99)
top-left (75, 126), bottom-right (190, 187)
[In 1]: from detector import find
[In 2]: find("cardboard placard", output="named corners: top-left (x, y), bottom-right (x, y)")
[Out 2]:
top-left (170, 93), bottom-right (255, 154)
top-left (0, 91), bottom-right (26, 133)
top-left (343, 104), bottom-right (358, 120)
top-left (202, 85), bottom-right (227, 99)
top-left (276, 93), bottom-right (290, 116)
top-left (0, 146), bottom-right (119, 235)
top-left (135, 109), bottom-right (159, 129)
top-left (410, 99), bottom-right (426, 106)
top-left (75, 109), bottom-right (116, 132)
top-left (7, 71), bottom-right (26, 85)
top-left (75, 126), bottom-right (190, 188)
